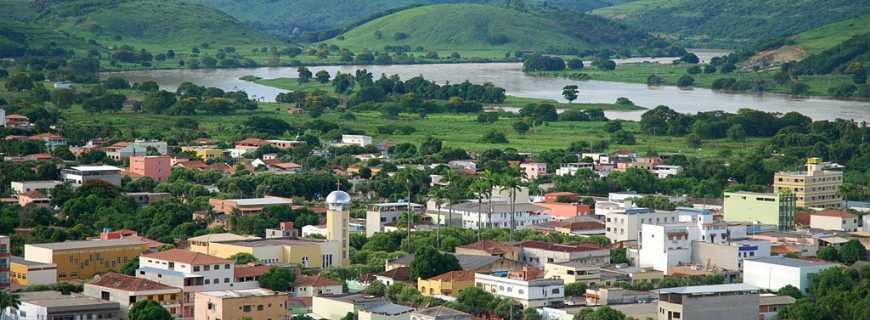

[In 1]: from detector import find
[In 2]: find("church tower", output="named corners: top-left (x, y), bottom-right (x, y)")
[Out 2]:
top-left (325, 190), bottom-right (351, 266)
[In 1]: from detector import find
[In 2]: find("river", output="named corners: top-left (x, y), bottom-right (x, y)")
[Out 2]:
top-left (108, 60), bottom-right (870, 122)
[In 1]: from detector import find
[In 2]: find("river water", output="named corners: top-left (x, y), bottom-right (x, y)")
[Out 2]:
top-left (109, 60), bottom-right (870, 122)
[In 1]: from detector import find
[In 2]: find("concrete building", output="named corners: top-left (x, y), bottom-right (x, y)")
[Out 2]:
top-left (312, 293), bottom-right (390, 320)
top-left (652, 165), bottom-right (683, 178)
top-left (84, 272), bottom-right (182, 319)
top-left (809, 210), bottom-right (860, 232)
top-left (474, 268), bottom-right (565, 307)
top-left (24, 239), bottom-right (147, 281)
top-left (441, 200), bottom-right (552, 230)
top-left (27, 133), bottom-right (67, 151)
top-left (691, 240), bottom-right (772, 271)
top-left (126, 192), bottom-right (172, 206)
top-left (265, 221), bottom-right (300, 239)
top-left (17, 191), bottom-right (50, 208)
top-left (9, 256), bottom-right (56, 288)
top-left (759, 294), bottom-right (796, 320)
top-left (2, 291), bottom-right (120, 320)
top-left (605, 207), bottom-right (680, 242)
top-left (128, 155), bottom-right (171, 182)
top-left (187, 233), bottom-right (261, 254)
top-left (417, 270), bottom-right (476, 297)
top-left (194, 289), bottom-right (289, 320)
top-left (656, 283), bottom-right (760, 320)
top-left (639, 209), bottom-right (739, 273)
top-left (358, 303), bottom-right (416, 320)
top-left (290, 274), bottom-right (344, 297)
top-left (137, 249), bottom-right (236, 318)
top-left (724, 191), bottom-right (796, 231)
top-left (341, 134), bottom-right (373, 147)
top-left (555, 163), bottom-right (594, 177)
top-left (10, 180), bottom-right (62, 195)
top-left (543, 261), bottom-right (601, 285)
top-left (411, 306), bottom-right (472, 320)
top-left (743, 256), bottom-right (838, 293)
top-left (327, 190), bottom-right (352, 266)
top-left (0, 108), bottom-right (5, 127)
top-left (520, 162), bottom-right (548, 181)
top-left (366, 202), bottom-right (423, 237)
top-left (0, 235), bottom-right (9, 289)
top-left (454, 240), bottom-right (519, 261)
top-left (209, 196), bottom-right (294, 215)
top-left (181, 146), bottom-right (227, 161)
top-left (518, 241), bottom-right (610, 267)
top-left (61, 165), bottom-right (123, 187)
top-left (105, 140), bottom-right (168, 161)
top-left (773, 158), bottom-right (843, 208)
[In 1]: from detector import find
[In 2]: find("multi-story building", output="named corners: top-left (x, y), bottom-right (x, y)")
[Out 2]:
top-left (341, 134), bottom-right (373, 147)
top-left (443, 200), bottom-right (552, 230)
top-left (10, 180), bottom-right (63, 195)
top-left (809, 210), bottom-right (860, 232)
top-left (194, 289), bottom-right (289, 320)
top-left (61, 165), bottom-right (123, 187)
top-left (0, 235), bottom-right (9, 289)
top-left (605, 207), bottom-right (680, 243)
top-left (555, 163), bottom-right (594, 177)
top-left (181, 146), bottom-right (227, 162)
top-left (187, 233), bottom-right (261, 254)
top-left (652, 165), bottom-right (683, 178)
top-left (543, 261), bottom-right (601, 285)
top-left (128, 155), bottom-right (172, 182)
top-left (2, 291), bottom-right (120, 320)
top-left (200, 238), bottom-right (341, 268)
top-left (104, 140), bottom-right (168, 161)
top-left (366, 202), bottom-right (423, 237)
top-left (639, 209), bottom-right (747, 273)
top-left (417, 270), bottom-right (475, 297)
top-left (137, 249), bottom-right (236, 318)
top-left (690, 240), bottom-right (772, 271)
top-left (656, 284), bottom-right (760, 320)
top-left (520, 162), bottom-right (548, 181)
top-left (724, 191), bottom-right (796, 231)
top-left (84, 272), bottom-right (183, 319)
top-left (24, 239), bottom-right (147, 281)
top-left (743, 256), bottom-right (838, 294)
top-left (518, 241), bottom-right (610, 267)
top-left (474, 268), bottom-right (564, 307)
top-left (773, 158), bottom-right (843, 208)
top-left (9, 256), bottom-right (56, 288)
top-left (209, 196), bottom-right (294, 215)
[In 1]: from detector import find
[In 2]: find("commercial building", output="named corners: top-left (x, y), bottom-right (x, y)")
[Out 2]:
top-left (84, 272), bottom-right (182, 319)
top-left (128, 155), bottom-right (172, 182)
top-left (724, 191), bottom-right (796, 231)
top-left (773, 158), bottom-right (843, 208)
top-left (809, 210), bottom-right (860, 232)
top-left (474, 268), bottom-right (565, 307)
top-left (24, 239), bottom-right (147, 281)
top-left (656, 284), bottom-right (760, 320)
top-left (605, 207), bottom-right (680, 243)
top-left (417, 270), bottom-right (476, 297)
top-left (9, 256), bottom-right (56, 288)
top-left (209, 196), bottom-right (294, 215)
top-left (518, 241), bottom-right (610, 268)
top-left (411, 306), bottom-right (471, 320)
top-left (0, 235), bottom-right (9, 289)
top-left (194, 289), bottom-right (289, 320)
top-left (10, 180), bottom-right (63, 195)
top-left (61, 165), bottom-right (123, 187)
top-left (743, 256), bottom-right (838, 293)
top-left (137, 249), bottom-right (236, 318)
top-left (543, 261), bottom-right (601, 285)
top-left (2, 291), bottom-right (120, 320)
top-left (366, 202), bottom-right (423, 237)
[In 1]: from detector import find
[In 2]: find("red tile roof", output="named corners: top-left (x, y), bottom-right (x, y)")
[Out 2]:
top-left (142, 249), bottom-right (230, 265)
top-left (293, 275), bottom-right (342, 287)
top-left (90, 272), bottom-right (178, 292)
top-left (456, 240), bottom-right (515, 255)
top-left (18, 191), bottom-right (48, 199)
top-left (520, 241), bottom-right (604, 253)
top-left (234, 265), bottom-right (271, 278)
top-left (426, 270), bottom-right (475, 282)
top-left (813, 210), bottom-right (857, 219)
top-left (378, 267), bottom-right (411, 281)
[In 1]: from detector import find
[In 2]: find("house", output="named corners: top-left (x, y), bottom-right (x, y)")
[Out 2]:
top-left (518, 241), bottom-right (610, 267)
top-left (233, 264), bottom-right (271, 290)
top-left (137, 249), bottom-right (236, 318)
top-left (535, 202), bottom-right (593, 220)
top-left (17, 191), bottom-right (51, 208)
top-left (128, 155), bottom-right (172, 181)
top-left (417, 270), bottom-right (476, 297)
top-left (656, 284), bottom-right (760, 320)
top-left (366, 202), bottom-right (424, 237)
top-left (810, 210), bottom-right (859, 232)
top-left (474, 267), bottom-right (565, 307)
top-left (105, 140), bottom-right (168, 161)
top-left (234, 138), bottom-right (270, 151)
top-left (439, 200), bottom-right (552, 230)
top-left (252, 159), bottom-right (304, 174)
top-left (759, 294), bottom-right (796, 320)
top-left (410, 306), bottom-right (472, 320)
top-left (359, 303), bottom-right (416, 320)
top-left (265, 221), bottom-right (300, 239)
top-left (180, 146), bottom-right (227, 161)
top-left (584, 287), bottom-right (656, 306)
top-left (83, 272), bottom-right (182, 319)
top-left (10, 180), bottom-right (63, 195)
top-left (194, 289), bottom-right (289, 320)
top-left (9, 256), bottom-right (56, 288)
top-left (24, 239), bottom-right (147, 281)
top-left (455, 240), bottom-right (519, 260)
top-left (520, 162), bottom-right (548, 181)
top-left (1, 291), bottom-right (120, 320)
top-left (209, 196), bottom-right (294, 215)
top-left (290, 275), bottom-right (344, 297)
top-left (376, 266), bottom-right (412, 286)
top-left (690, 240), bottom-right (772, 271)
top-left (4, 114), bottom-right (31, 128)
top-left (743, 256), bottom-right (839, 293)
top-left (27, 133), bottom-right (67, 151)
top-left (61, 165), bottom-right (123, 187)
top-left (527, 217), bottom-right (604, 236)
top-left (312, 293), bottom-right (390, 320)
top-left (341, 134), bottom-right (373, 147)
top-left (555, 163), bottom-right (594, 177)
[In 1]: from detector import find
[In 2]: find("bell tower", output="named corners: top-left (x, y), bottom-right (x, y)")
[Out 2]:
top-left (325, 190), bottom-right (351, 266)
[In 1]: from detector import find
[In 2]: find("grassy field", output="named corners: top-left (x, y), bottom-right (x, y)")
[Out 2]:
top-left (534, 63), bottom-right (856, 97)
top-left (793, 15), bottom-right (870, 54)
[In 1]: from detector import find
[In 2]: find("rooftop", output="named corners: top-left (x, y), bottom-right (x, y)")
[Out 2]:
top-left (198, 288), bottom-right (285, 298)
top-left (520, 241), bottom-right (606, 253)
top-left (68, 165), bottom-right (122, 172)
top-left (448, 201), bottom-right (546, 214)
top-left (142, 249), bottom-right (230, 265)
top-left (812, 210), bottom-right (857, 219)
top-left (656, 283), bottom-right (760, 295)
top-left (89, 273), bottom-right (178, 292)
top-left (413, 306), bottom-right (471, 318)
top-left (746, 256), bottom-right (838, 268)
top-left (363, 303), bottom-right (416, 315)
top-left (26, 239), bottom-right (145, 251)
top-left (378, 267), bottom-right (411, 281)
top-left (426, 270), bottom-right (476, 282)
top-left (219, 238), bottom-right (325, 248)
top-left (318, 293), bottom-right (388, 304)
top-left (10, 256), bottom-right (55, 268)
top-left (759, 294), bottom-right (797, 306)
top-left (16, 291), bottom-right (120, 309)
top-left (232, 197), bottom-right (293, 206)
top-left (293, 275), bottom-right (343, 287)
top-left (188, 233), bottom-right (261, 243)
top-left (234, 264), bottom-right (271, 278)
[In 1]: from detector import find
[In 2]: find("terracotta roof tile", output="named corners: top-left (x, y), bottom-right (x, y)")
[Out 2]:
top-left (426, 270), bottom-right (475, 282)
top-left (378, 267), bottom-right (411, 281)
top-left (813, 210), bottom-right (857, 219)
top-left (520, 241), bottom-right (605, 253)
top-left (234, 265), bottom-right (271, 278)
top-left (90, 272), bottom-right (178, 292)
top-left (293, 275), bottom-right (342, 287)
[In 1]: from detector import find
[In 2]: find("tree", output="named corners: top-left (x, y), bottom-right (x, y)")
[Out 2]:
top-left (837, 240), bottom-right (866, 265)
top-left (481, 130), bottom-right (509, 144)
top-left (52, 88), bottom-right (76, 109)
top-left (0, 291), bottom-right (21, 311)
top-left (562, 85), bottom-right (579, 103)
top-left (297, 67), bottom-right (313, 83)
top-left (817, 246), bottom-right (839, 262)
top-left (143, 90), bottom-right (177, 114)
top-left (686, 133), bottom-right (702, 148)
top-left (315, 70), bottom-right (331, 84)
top-left (854, 67), bottom-right (867, 85)
top-left (565, 282), bottom-right (588, 297)
top-left (610, 130), bottom-right (635, 145)
top-left (453, 287), bottom-right (495, 315)
top-left (523, 308), bottom-right (542, 320)
top-left (513, 121), bottom-right (530, 135)
top-left (258, 267), bottom-right (295, 291)
top-left (573, 306), bottom-right (626, 320)
top-left (5, 73), bottom-right (33, 91)
top-left (128, 300), bottom-right (173, 320)
top-left (610, 248), bottom-right (628, 264)
top-left (364, 279), bottom-right (387, 296)
top-left (605, 121), bottom-right (622, 133)
top-left (120, 256), bottom-right (140, 276)
top-left (777, 285), bottom-right (804, 299)
top-left (230, 252), bottom-right (259, 265)
top-left (726, 124), bottom-right (747, 142)
top-left (419, 136), bottom-right (442, 156)
top-left (687, 65), bottom-right (702, 74)
top-left (677, 75), bottom-right (695, 87)
top-left (680, 53), bottom-right (700, 64)
top-left (410, 246), bottom-right (461, 280)
top-left (567, 59), bottom-right (584, 70)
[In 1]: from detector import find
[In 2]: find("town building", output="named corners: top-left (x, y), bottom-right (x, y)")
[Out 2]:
top-left (17, 191), bottom-right (51, 208)
top-left (24, 239), bottom-right (147, 281)
top-left (128, 155), bottom-right (171, 182)
top-left (724, 191), bottom-right (796, 231)
top-left (232, 264), bottom-right (270, 290)
top-left (84, 272), bottom-right (183, 319)
top-left (0, 108), bottom-right (4, 127)
top-left (61, 165), bottom-right (123, 187)
top-left (2, 291), bottom-right (120, 320)
top-left (358, 303), bottom-right (416, 320)
top-left (656, 284), bottom-right (760, 320)
top-left (555, 163), bottom-right (594, 177)
top-left (290, 274), bottom-right (344, 297)
top-left (251, 159), bottom-right (304, 174)
top-left (584, 287), bottom-right (656, 306)
top-left (137, 249), bottom-right (236, 318)
top-left (605, 207), bottom-right (680, 242)
top-left (543, 261), bottom-right (601, 285)
top-left (105, 140), bottom-right (168, 161)
top-left (366, 202), bottom-right (423, 237)
top-left (417, 270), bottom-right (476, 297)
top-left (773, 158), bottom-right (843, 208)
top-left (535, 203), bottom-right (593, 220)
top-left (411, 306), bottom-right (471, 320)
top-left (27, 133), bottom-right (67, 151)
top-left (652, 165), bottom-right (683, 178)
top-left (0, 235), bottom-right (9, 289)
top-left (743, 256), bottom-right (839, 293)
top-left (518, 241), bottom-right (610, 267)
top-left (10, 180), bottom-right (62, 195)
top-left (194, 289), bottom-right (289, 320)
top-left (809, 210), bottom-right (860, 232)
top-left (341, 134), bottom-right (373, 147)
top-left (126, 192), bottom-right (172, 206)
top-left (187, 233), bottom-right (261, 254)
top-left (9, 256), bottom-right (56, 288)
top-left (312, 293), bottom-right (390, 320)
top-left (376, 266), bottom-right (412, 286)
top-left (181, 146), bottom-right (227, 161)
top-left (265, 221), bottom-right (300, 239)
top-left (474, 267), bottom-right (565, 307)
top-left (520, 162), bottom-right (548, 180)
top-left (454, 240), bottom-right (519, 261)
top-left (4, 114), bottom-right (31, 128)
top-left (209, 196), bottom-right (294, 215)
top-left (194, 237), bottom-right (343, 269)
top-left (759, 294), bottom-right (796, 320)
top-left (441, 200), bottom-right (552, 230)
top-left (690, 240), bottom-right (772, 271)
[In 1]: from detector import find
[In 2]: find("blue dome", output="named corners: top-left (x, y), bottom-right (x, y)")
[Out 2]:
top-left (326, 190), bottom-right (351, 205)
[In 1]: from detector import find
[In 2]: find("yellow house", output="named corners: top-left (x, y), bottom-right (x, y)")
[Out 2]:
top-left (194, 289), bottom-right (288, 320)
top-left (9, 256), bottom-right (57, 287)
top-left (544, 261), bottom-right (601, 285)
top-left (24, 239), bottom-right (147, 281)
top-left (197, 238), bottom-right (340, 269)
top-left (417, 270), bottom-right (476, 297)
top-left (181, 146), bottom-right (226, 161)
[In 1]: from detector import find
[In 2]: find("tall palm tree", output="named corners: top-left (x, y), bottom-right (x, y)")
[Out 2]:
top-left (0, 291), bottom-right (21, 314)
top-left (499, 168), bottom-right (524, 243)
top-left (396, 167), bottom-right (423, 253)
top-left (470, 178), bottom-right (491, 242)
top-left (428, 185), bottom-right (448, 247)
top-left (480, 170), bottom-right (500, 234)
top-left (442, 170), bottom-right (459, 227)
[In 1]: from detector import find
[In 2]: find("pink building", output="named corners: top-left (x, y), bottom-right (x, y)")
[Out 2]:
top-left (129, 155), bottom-right (171, 182)
top-left (520, 163), bottom-right (548, 181)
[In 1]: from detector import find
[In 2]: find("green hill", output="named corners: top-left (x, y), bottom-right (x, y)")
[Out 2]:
top-left (592, 0), bottom-right (870, 48)
top-left (326, 4), bottom-right (655, 57)
top-left (793, 16), bottom-right (870, 54)
top-left (191, 0), bottom-right (631, 35)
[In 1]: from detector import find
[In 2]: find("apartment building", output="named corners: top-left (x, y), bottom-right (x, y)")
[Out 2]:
top-left (724, 191), bottom-right (796, 231)
top-left (61, 165), bottom-right (123, 187)
top-left (128, 155), bottom-right (172, 182)
top-left (84, 272), bottom-right (183, 319)
top-left (137, 249), bottom-right (236, 318)
top-left (474, 268), bottom-right (564, 307)
top-left (605, 207), bottom-right (680, 243)
top-left (1, 291), bottom-right (120, 320)
top-left (9, 256), bottom-right (56, 288)
top-left (444, 200), bottom-right (552, 230)
top-left (518, 241), bottom-right (610, 267)
top-left (366, 202), bottom-right (423, 237)
top-left (194, 289), bottom-right (289, 320)
top-left (639, 210), bottom-right (746, 274)
top-left (656, 284), bottom-right (760, 320)
top-left (773, 158), bottom-right (843, 208)
top-left (24, 239), bottom-right (147, 281)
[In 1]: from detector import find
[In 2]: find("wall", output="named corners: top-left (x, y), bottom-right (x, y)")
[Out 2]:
top-left (723, 192), bottom-right (781, 225)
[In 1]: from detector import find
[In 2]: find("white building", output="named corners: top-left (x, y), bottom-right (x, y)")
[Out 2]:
top-left (366, 202), bottom-right (423, 237)
top-left (83, 272), bottom-right (182, 319)
top-left (10, 180), bottom-right (63, 195)
top-left (639, 209), bottom-right (740, 273)
top-left (580, 153), bottom-right (610, 164)
top-left (341, 134), bottom-right (373, 147)
top-left (518, 241), bottom-right (610, 267)
top-left (652, 165), bottom-right (683, 178)
top-left (136, 249), bottom-right (236, 318)
top-left (2, 291), bottom-right (120, 320)
top-left (810, 210), bottom-right (860, 232)
top-left (555, 163), bottom-right (594, 177)
top-left (0, 108), bottom-right (5, 127)
top-left (743, 256), bottom-right (838, 294)
top-left (865, 215), bottom-right (870, 232)
top-left (442, 200), bottom-right (552, 230)
top-left (61, 165), bottom-right (123, 187)
top-left (605, 207), bottom-right (680, 242)
top-left (105, 140), bottom-right (168, 161)
top-left (474, 269), bottom-right (564, 307)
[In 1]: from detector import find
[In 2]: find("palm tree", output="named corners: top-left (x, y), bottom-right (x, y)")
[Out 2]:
top-left (442, 170), bottom-right (459, 227)
top-left (0, 291), bottom-right (21, 313)
top-left (428, 185), bottom-right (448, 247)
top-left (470, 178), bottom-right (491, 242)
top-left (479, 170), bottom-right (499, 236)
top-left (396, 167), bottom-right (423, 253)
top-left (499, 168), bottom-right (524, 242)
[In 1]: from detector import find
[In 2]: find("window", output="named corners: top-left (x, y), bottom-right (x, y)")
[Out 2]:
top-left (224, 278), bottom-right (230, 283)
top-left (101, 291), bottom-right (110, 300)
top-left (225, 264), bottom-right (230, 269)
top-left (243, 305), bottom-right (252, 312)
top-left (194, 266), bottom-right (201, 272)
top-left (257, 305), bottom-right (264, 311)
top-left (552, 288), bottom-right (560, 294)
top-left (208, 303), bottom-right (214, 310)
top-left (214, 264), bottom-right (220, 270)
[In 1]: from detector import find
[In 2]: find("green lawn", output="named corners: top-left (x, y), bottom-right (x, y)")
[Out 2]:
top-left (794, 15), bottom-right (870, 54)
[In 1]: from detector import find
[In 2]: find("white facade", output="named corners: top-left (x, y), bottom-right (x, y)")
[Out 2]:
top-left (443, 201), bottom-right (553, 230)
top-left (0, 108), bottom-right (5, 127)
top-left (61, 165), bottom-right (123, 187)
top-left (3, 291), bottom-right (120, 320)
top-left (865, 215), bottom-right (870, 232)
top-left (106, 140), bottom-right (168, 161)
top-left (652, 165), bottom-right (683, 178)
top-left (639, 210), bottom-right (732, 273)
top-left (810, 214), bottom-right (859, 232)
top-left (10, 180), bottom-right (62, 195)
top-left (137, 257), bottom-right (235, 292)
top-left (605, 208), bottom-right (680, 242)
top-left (743, 257), bottom-right (838, 293)
top-left (555, 163), bottom-right (594, 177)
top-left (366, 202), bottom-right (423, 237)
top-left (474, 273), bottom-right (564, 307)
top-left (302, 225), bottom-right (328, 238)
top-left (342, 134), bottom-right (373, 147)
